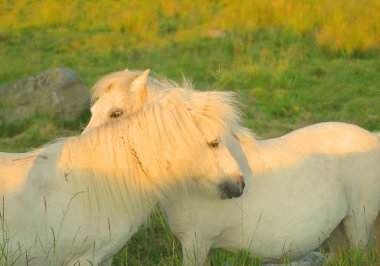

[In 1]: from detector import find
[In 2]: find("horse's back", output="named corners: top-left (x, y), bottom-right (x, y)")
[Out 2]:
top-left (0, 151), bottom-right (42, 192)
top-left (273, 122), bottom-right (379, 155)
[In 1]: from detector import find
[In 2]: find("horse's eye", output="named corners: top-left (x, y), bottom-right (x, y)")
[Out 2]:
top-left (208, 140), bottom-right (219, 148)
top-left (110, 111), bottom-right (123, 119)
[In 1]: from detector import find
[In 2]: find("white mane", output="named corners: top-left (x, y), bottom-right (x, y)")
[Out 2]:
top-left (60, 88), bottom-right (241, 215)
top-left (90, 69), bottom-right (252, 140)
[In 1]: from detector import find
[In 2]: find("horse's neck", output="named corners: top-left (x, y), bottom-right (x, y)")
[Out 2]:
top-left (239, 129), bottom-right (318, 175)
top-left (0, 150), bottom-right (44, 192)
top-left (237, 132), bottom-right (262, 173)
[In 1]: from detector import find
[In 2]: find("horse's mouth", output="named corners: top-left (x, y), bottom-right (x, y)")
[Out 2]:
top-left (218, 179), bottom-right (245, 199)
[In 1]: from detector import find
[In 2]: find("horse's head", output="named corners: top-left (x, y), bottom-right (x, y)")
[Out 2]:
top-left (82, 69), bottom-right (149, 135)
top-left (196, 129), bottom-right (246, 199)
top-left (82, 70), bottom-right (247, 199)
top-left (182, 90), bottom-right (247, 199)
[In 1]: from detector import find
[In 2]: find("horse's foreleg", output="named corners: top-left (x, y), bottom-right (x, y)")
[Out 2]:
top-left (100, 257), bottom-right (113, 266)
top-left (181, 235), bottom-right (211, 266)
top-left (67, 253), bottom-right (113, 266)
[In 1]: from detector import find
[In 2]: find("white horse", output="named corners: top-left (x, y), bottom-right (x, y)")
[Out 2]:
top-left (84, 68), bottom-right (380, 265)
top-left (0, 88), bottom-right (247, 265)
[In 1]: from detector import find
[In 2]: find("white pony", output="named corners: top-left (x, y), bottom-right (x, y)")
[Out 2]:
top-left (0, 88), bottom-right (247, 265)
top-left (84, 68), bottom-right (380, 265)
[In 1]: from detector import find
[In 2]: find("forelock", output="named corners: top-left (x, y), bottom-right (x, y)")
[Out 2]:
top-left (90, 70), bottom-right (143, 105)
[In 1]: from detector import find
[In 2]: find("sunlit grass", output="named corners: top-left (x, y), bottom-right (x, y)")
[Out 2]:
top-left (1, 27), bottom-right (379, 140)
top-left (1, 0), bottom-right (379, 54)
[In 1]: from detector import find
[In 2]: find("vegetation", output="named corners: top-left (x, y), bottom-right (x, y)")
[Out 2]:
top-left (1, 0), bottom-right (380, 54)
top-left (0, 0), bottom-right (380, 264)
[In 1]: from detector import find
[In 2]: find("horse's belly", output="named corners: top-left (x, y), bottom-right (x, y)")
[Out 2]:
top-left (242, 213), bottom-right (338, 261)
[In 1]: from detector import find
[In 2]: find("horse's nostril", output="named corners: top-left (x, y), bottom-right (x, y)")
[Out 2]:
top-left (238, 175), bottom-right (245, 191)
top-left (219, 179), bottom-right (244, 199)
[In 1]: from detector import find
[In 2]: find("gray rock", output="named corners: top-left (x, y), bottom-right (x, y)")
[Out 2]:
top-left (0, 68), bottom-right (89, 124)
top-left (263, 252), bottom-right (326, 266)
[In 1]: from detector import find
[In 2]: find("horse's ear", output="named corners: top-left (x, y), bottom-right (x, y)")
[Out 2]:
top-left (130, 69), bottom-right (149, 92)
top-left (129, 69), bottom-right (150, 112)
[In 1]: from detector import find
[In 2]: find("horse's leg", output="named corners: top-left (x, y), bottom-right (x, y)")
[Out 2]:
top-left (375, 212), bottom-right (380, 264)
top-left (206, 252), bottom-right (213, 266)
top-left (181, 236), bottom-right (211, 266)
top-left (343, 215), bottom-right (368, 248)
top-left (325, 224), bottom-right (349, 265)
top-left (67, 254), bottom-right (112, 266)
top-left (100, 257), bottom-right (113, 266)
top-left (342, 206), bottom-right (378, 250)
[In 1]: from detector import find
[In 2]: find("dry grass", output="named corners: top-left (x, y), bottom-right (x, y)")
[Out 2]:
top-left (0, 0), bottom-right (379, 54)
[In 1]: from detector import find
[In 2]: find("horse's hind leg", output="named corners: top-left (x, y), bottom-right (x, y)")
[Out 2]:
top-left (206, 253), bottom-right (213, 266)
top-left (325, 224), bottom-right (349, 265)
top-left (375, 212), bottom-right (380, 264)
top-left (342, 207), bottom-right (378, 251)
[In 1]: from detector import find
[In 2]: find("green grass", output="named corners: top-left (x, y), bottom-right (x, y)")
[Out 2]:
top-left (1, 28), bottom-right (379, 144)
top-left (1, 14), bottom-right (380, 266)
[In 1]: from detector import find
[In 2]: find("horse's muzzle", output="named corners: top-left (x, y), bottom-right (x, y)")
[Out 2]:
top-left (218, 176), bottom-right (245, 199)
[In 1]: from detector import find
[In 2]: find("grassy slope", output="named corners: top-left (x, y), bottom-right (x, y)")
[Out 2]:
top-left (1, 2), bottom-right (380, 265)
top-left (1, 28), bottom-right (379, 144)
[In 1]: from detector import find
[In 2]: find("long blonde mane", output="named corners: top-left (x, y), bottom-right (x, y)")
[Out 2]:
top-left (90, 68), bottom-right (258, 150)
top-left (60, 88), bottom-right (241, 215)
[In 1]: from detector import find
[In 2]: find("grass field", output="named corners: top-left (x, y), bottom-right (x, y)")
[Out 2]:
top-left (1, 1), bottom-right (380, 265)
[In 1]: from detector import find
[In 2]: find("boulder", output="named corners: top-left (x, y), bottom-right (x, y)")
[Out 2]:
top-left (263, 252), bottom-right (326, 266)
top-left (0, 68), bottom-right (89, 124)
